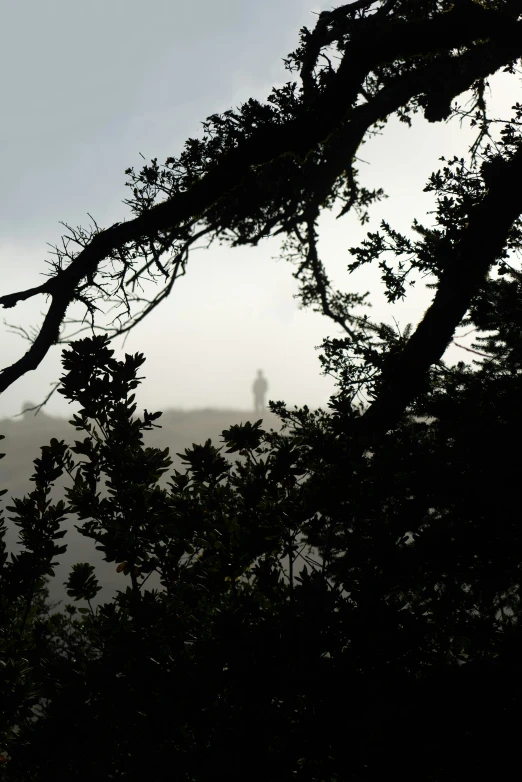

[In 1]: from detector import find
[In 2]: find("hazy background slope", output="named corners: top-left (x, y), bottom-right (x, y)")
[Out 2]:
top-left (1, 406), bottom-right (283, 607)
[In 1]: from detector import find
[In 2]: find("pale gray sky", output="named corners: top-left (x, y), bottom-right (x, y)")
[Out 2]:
top-left (0, 1), bottom-right (518, 418)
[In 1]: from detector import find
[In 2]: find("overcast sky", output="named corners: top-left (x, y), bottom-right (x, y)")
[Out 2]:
top-left (0, 0), bottom-right (517, 419)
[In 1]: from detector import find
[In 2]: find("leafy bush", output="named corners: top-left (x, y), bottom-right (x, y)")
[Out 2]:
top-left (1, 324), bottom-right (522, 780)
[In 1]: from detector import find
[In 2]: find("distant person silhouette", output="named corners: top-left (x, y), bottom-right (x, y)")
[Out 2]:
top-left (252, 370), bottom-right (268, 413)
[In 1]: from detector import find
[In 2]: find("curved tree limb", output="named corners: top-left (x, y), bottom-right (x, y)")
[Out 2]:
top-left (354, 146), bottom-right (522, 444)
top-left (0, 1), bottom-right (521, 399)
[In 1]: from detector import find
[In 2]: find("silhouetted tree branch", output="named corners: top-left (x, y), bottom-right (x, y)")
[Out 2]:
top-left (0, 0), bottom-right (521, 454)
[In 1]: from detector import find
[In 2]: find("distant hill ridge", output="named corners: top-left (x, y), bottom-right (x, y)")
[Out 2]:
top-left (0, 406), bottom-right (283, 489)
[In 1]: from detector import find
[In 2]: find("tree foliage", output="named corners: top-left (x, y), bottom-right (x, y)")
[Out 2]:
top-left (2, 0), bottom-right (522, 779)
top-left (2, 311), bottom-right (522, 779)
